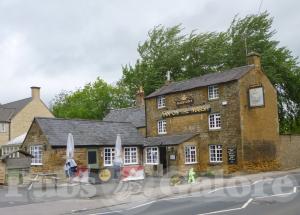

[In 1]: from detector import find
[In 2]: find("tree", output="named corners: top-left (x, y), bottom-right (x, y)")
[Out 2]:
top-left (51, 78), bottom-right (133, 120)
top-left (120, 12), bottom-right (300, 133)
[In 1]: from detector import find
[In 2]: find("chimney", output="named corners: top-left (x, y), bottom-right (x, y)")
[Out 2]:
top-left (31, 86), bottom-right (41, 100)
top-left (247, 52), bottom-right (261, 69)
top-left (135, 86), bottom-right (145, 107)
top-left (165, 71), bottom-right (172, 85)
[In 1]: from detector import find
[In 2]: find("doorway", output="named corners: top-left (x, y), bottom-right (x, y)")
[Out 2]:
top-left (159, 146), bottom-right (167, 174)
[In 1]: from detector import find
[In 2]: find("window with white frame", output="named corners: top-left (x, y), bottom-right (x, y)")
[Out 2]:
top-left (30, 145), bottom-right (43, 165)
top-left (104, 147), bottom-right (115, 166)
top-left (146, 147), bottom-right (159, 164)
top-left (124, 147), bottom-right (138, 165)
top-left (157, 120), bottom-right (167, 134)
top-left (209, 113), bottom-right (221, 130)
top-left (1, 146), bottom-right (20, 158)
top-left (208, 85), bottom-right (219, 100)
top-left (157, 96), bottom-right (166, 109)
top-left (209, 145), bottom-right (223, 163)
top-left (185, 145), bottom-right (197, 164)
top-left (0, 123), bottom-right (6, 133)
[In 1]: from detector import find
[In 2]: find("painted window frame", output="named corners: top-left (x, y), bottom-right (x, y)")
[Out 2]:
top-left (30, 145), bottom-right (43, 165)
top-left (145, 147), bottom-right (159, 164)
top-left (0, 123), bottom-right (6, 133)
top-left (208, 85), bottom-right (219, 100)
top-left (209, 113), bottom-right (221, 130)
top-left (209, 145), bottom-right (223, 163)
top-left (104, 147), bottom-right (115, 167)
top-left (124, 147), bottom-right (138, 165)
top-left (185, 145), bottom-right (197, 164)
top-left (157, 96), bottom-right (166, 109)
top-left (157, 119), bottom-right (167, 134)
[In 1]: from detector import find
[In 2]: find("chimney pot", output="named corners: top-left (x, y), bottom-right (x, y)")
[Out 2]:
top-left (247, 52), bottom-right (261, 69)
top-left (31, 86), bottom-right (41, 100)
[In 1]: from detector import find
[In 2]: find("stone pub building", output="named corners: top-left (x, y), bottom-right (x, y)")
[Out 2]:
top-left (22, 52), bottom-right (280, 179)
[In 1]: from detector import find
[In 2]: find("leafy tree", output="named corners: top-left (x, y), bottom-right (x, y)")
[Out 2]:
top-left (51, 78), bottom-right (133, 120)
top-left (120, 12), bottom-right (300, 133)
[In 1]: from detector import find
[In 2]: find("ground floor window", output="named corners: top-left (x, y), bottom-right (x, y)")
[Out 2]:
top-left (124, 147), bottom-right (138, 165)
top-left (185, 145), bottom-right (197, 164)
top-left (209, 145), bottom-right (223, 163)
top-left (104, 147), bottom-right (115, 166)
top-left (145, 147), bottom-right (159, 164)
top-left (30, 145), bottom-right (43, 165)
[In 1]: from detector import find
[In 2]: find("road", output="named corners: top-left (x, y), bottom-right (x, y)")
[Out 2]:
top-left (0, 173), bottom-right (300, 215)
top-left (79, 173), bottom-right (300, 215)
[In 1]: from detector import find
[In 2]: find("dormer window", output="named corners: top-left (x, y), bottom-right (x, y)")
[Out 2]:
top-left (157, 96), bottom-right (166, 109)
top-left (208, 85), bottom-right (219, 100)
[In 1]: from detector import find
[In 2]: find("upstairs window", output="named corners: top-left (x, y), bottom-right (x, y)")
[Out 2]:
top-left (157, 120), bottom-right (167, 134)
top-left (30, 145), bottom-right (43, 165)
top-left (209, 113), bottom-right (221, 130)
top-left (0, 123), bottom-right (6, 133)
top-left (208, 85), bottom-right (219, 100)
top-left (157, 96), bottom-right (166, 109)
top-left (104, 147), bottom-right (115, 166)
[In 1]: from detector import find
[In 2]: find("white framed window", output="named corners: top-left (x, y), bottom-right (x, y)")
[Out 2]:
top-left (2, 146), bottom-right (20, 158)
top-left (209, 145), bottom-right (223, 163)
top-left (104, 147), bottom-right (115, 166)
top-left (208, 85), bottom-right (219, 100)
top-left (30, 145), bottom-right (43, 165)
top-left (0, 123), bottom-right (6, 133)
top-left (157, 120), bottom-right (167, 134)
top-left (124, 147), bottom-right (138, 165)
top-left (157, 96), bottom-right (166, 109)
top-left (145, 147), bottom-right (159, 164)
top-left (185, 145), bottom-right (197, 164)
top-left (209, 113), bottom-right (221, 130)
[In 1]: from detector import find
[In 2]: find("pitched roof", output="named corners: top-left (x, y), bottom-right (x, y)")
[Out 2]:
top-left (0, 98), bottom-right (32, 122)
top-left (103, 107), bottom-right (146, 128)
top-left (146, 65), bottom-right (255, 98)
top-left (34, 117), bottom-right (145, 147)
top-left (145, 133), bottom-right (198, 146)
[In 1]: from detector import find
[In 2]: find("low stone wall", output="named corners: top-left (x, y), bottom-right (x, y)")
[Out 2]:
top-left (278, 135), bottom-right (300, 170)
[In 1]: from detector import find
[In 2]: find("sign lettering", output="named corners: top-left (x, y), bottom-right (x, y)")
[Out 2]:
top-left (162, 104), bottom-right (210, 118)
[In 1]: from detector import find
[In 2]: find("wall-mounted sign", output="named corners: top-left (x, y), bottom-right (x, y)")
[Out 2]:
top-left (249, 86), bottom-right (264, 107)
top-left (99, 168), bottom-right (112, 182)
top-left (227, 147), bottom-right (237, 165)
top-left (162, 104), bottom-right (210, 118)
top-left (170, 154), bottom-right (176, 160)
top-left (175, 95), bottom-right (194, 106)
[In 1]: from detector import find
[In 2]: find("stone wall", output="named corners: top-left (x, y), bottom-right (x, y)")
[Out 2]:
top-left (0, 123), bottom-right (9, 146)
top-left (278, 135), bottom-right (300, 169)
top-left (10, 99), bottom-right (54, 141)
top-left (0, 161), bottom-right (5, 184)
top-left (238, 68), bottom-right (280, 172)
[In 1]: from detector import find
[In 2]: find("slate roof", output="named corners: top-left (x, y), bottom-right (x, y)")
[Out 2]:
top-left (103, 107), bottom-right (146, 128)
top-left (0, 98), bottom-right (32, 122)
top-left (34, 117), bottom-right (146, 147)
top-left (146, 65), bottom-right (255, 98)
top-left (145, 133), bottom-right (198, 146)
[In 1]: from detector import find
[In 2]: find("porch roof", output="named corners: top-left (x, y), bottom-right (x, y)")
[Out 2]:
top-left (144, 133), bottom-right (198, 146)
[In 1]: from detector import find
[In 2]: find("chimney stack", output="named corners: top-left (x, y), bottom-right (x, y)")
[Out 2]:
top-left (31, 86), bottom-right (41, 100)
top-left (247, 52), bottom-right (261, 69)
top-left (135, 86), bottom-right (145, 107)
top-left (165, 71), bottom-right (172, 84)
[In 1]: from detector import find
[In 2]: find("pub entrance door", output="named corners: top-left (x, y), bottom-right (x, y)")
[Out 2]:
top-left (159, 146), bottom-right (167, 174)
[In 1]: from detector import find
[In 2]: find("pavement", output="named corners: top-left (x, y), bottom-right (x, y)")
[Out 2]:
top-left (0, 168), bottom-right (300, 215)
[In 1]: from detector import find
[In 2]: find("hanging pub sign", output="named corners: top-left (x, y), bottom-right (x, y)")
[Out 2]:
top-left (175, 95), bottom-right (194, 106)
top-left (249, 86), bottom-right (265, 107)
top-left (162, 104), bottom-right (210, 118)
top-left (227, 147), bottom-right (237, 165)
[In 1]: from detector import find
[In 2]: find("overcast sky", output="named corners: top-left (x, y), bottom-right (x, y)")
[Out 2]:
top-left (0, 0), bottom-right (299, 105)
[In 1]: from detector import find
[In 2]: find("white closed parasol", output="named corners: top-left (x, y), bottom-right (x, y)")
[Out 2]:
top-left (114, 134), bottom-right (123, 165)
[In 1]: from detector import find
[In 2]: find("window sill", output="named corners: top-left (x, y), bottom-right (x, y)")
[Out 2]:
top-left (209, 162), bottom-right (223, 166)
top-left (208, 98), bottom-right (219, 101)
top-left (158, 106), bottom-right (166, 110)
top-left (123, 163), bottom-right (139, 166)
top-left (185, 162), bottom-right (198, 165)
top-left (31, 163), bottom-right (43, 166)
top-left (145, 163), bottom-right (159, 165)
top-left (158, 132), bottom-right (167, 135)
top-left (209, 128), bottom-right (221, 131)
